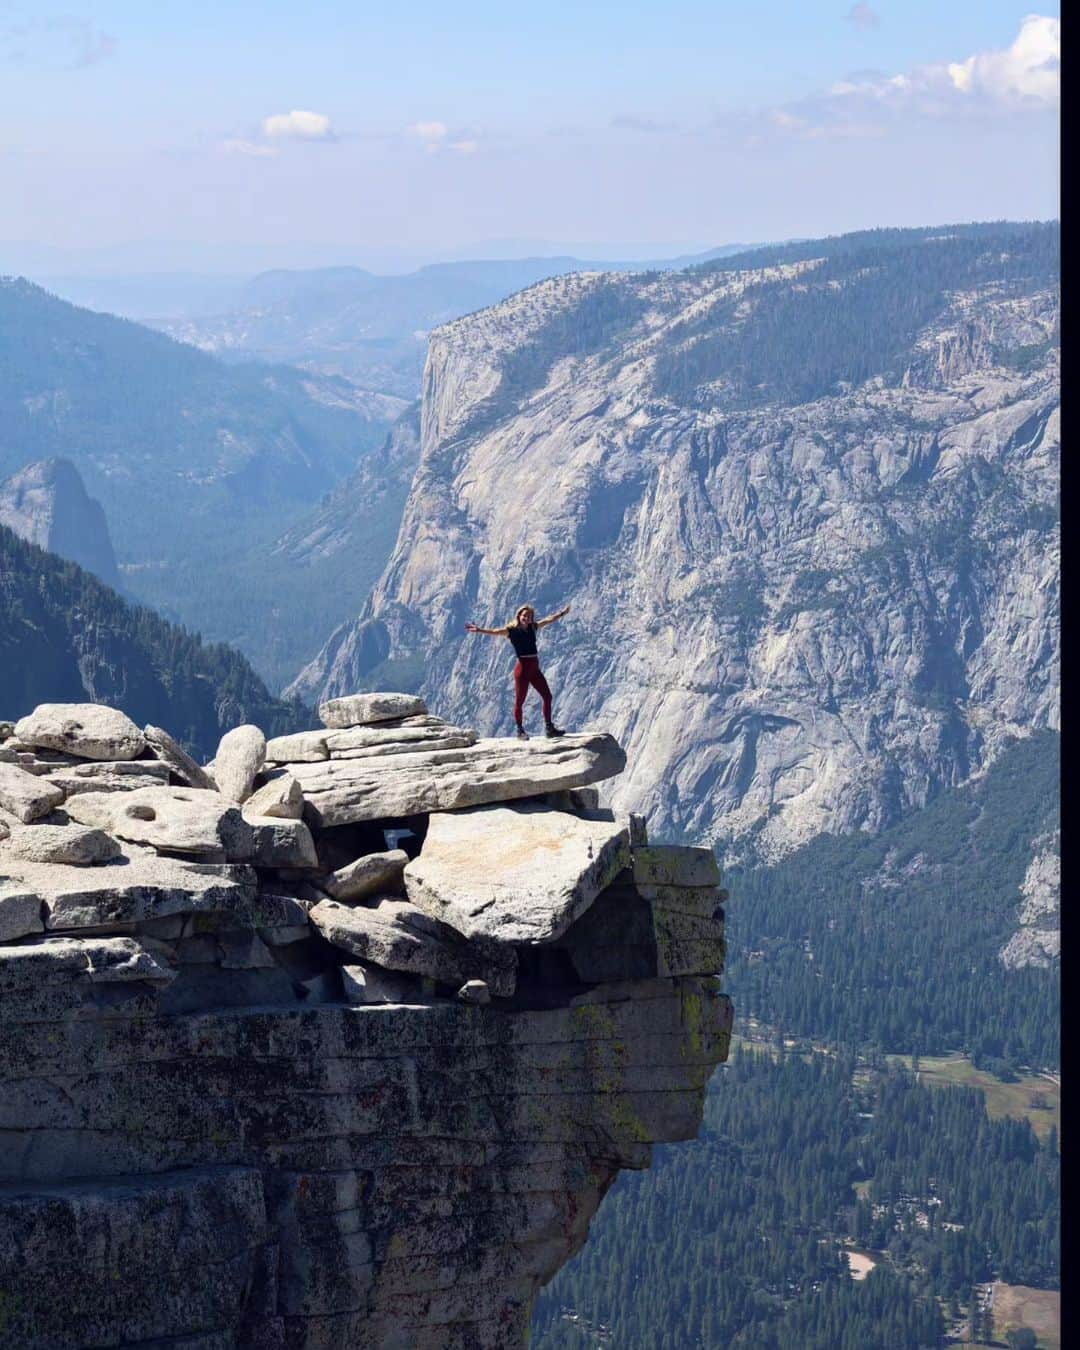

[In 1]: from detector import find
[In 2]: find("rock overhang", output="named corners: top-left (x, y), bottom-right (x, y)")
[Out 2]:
top-left (0, 692), bottom-right (731, 1349)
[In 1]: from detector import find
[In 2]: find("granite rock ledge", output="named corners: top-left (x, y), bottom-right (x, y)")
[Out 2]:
top-left (0, 695), bottom-right (732, 1350)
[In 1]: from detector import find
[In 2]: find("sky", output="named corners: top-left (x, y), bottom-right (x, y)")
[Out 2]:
top-left (0, 1), bottom-right (1060, 272)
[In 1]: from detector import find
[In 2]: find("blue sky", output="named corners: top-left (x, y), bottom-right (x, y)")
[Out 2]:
top-left (1, 2), bottom-right (1060, 270)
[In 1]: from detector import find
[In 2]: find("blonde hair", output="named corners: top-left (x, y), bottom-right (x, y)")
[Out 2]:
top-left (512, 604), bottom-right (535, 627)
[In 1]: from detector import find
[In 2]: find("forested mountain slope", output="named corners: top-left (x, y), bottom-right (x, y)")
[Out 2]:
top-left (292, 223), bottom-right (1060, 856)
top-left (0, 524), bottom-right (309, 757)
top-left (533, 726), bottom-right (1060, 1350)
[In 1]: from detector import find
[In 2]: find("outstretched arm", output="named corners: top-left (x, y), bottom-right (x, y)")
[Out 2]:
top-left (465, 621), bottom-right (508, 637)
top-left (536, 602), bottom-right (572, 629)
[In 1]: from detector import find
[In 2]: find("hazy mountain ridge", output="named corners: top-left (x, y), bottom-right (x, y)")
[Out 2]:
top-left (291, 224), bottom-right (1060, 861)
top-left (0, 278), bottom-right (400, 565)
top-left (0, 277), bottom-right (410, 685)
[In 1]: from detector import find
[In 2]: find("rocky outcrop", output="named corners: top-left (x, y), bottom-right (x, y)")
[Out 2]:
top-left (0, 457), bottom-right (120, 588)
top-left (0, 694), bottom-right (731, 1348)
top-left (1000, 828), bottom-right (1061, 969)
top-left (290, 226), bottom-right (1060, 859)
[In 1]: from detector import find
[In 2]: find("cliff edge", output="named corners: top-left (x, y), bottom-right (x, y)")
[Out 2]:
top-left (0, 694), bottom-right (731, 1349)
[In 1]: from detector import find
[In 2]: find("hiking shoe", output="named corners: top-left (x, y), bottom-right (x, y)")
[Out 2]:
top-left (516, 726), bottom-right (530, 740)
top-left (544, 722), bottom-right (566, 738)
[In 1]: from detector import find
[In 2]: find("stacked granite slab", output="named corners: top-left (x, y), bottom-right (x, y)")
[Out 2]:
top-left (0, 693), bottom-right (732, 1350)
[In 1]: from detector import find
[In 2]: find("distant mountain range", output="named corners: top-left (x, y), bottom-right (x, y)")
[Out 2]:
top-left (151, 249), bottom-right (753, 398)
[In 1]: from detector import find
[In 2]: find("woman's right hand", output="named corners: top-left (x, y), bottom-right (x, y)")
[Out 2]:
top-left (465, 621), bottom-right (479, 633)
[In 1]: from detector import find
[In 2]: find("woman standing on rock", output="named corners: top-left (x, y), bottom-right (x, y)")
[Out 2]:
top-left (465, 603), bottom-right (571, 739)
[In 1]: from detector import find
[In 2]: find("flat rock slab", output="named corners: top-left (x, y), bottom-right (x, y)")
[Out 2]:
top-left (144, 724), bottom-right (217, 790)
top-left (0, 762), bottom-right (65, 823)
top-left (65, 787), bottom-right (250, 861)
top-left (319, 692), bottom-right (428, 728)
top-left (40, 766), bottom-right (171, 797)
top-left (0, 824), bottom-right (121, 866)
top-left (309, 897), bottom-right (517, 996)
top-left (324, 723), bottom-right (476, 756)
top-left (405, 803), bottom-right (632, 944)
top-left (213, 725), bottom-right (266, 804)
top-left (290, 733), bottom-right (626, 828)
top-left (14, 703), bottom-right (145, 761)
top-left (0, 935), bottom-right (177, 992)
top-left (0, 852), bottom-right (256, 931)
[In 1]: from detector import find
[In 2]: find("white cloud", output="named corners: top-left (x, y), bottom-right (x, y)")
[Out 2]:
top-left (409, 121), bottom-right (480, 154)
top-left (764, 13), bottom-right (1059, 139)
top-left (262, 109), bottom-right (334, 140)
top-left (411, 121), bottom-right (448, 141)
top-left (830, 14), bottom-right (1059, 110)
top-left (946, 14), bottom-right (1059, 105)
top-left (222, 138), bottom-right (278, 158)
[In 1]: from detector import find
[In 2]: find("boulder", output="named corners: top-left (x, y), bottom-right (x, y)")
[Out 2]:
top-left (244, 772), bottom-right (304, 820)
top-left (1, 824), bottom-right (121, 866)
top-left (245, 817), bottom-right (319, 871)
top-left (0, 762), bottom-right (65, 823)
top-left (0, 882), bottom-right (43, 941)
top-left (144, 725), bottom-right (217, 790)
top-left (290, 733), bottom-right (626, 828)
top-left (457, 979), bottom-right (491, 1006)
top-left (0, 852), bottom-right (256, 932)
top-left (323, 849), bottom-right (409, 903)
top-left (318, 693), bottom-right (428, 729)
top-left (65, 787), bottom-right (251, 861)
top-left (13, 703), bottom-right (145, 761)
top-left (212, 725), bottom-right (266, 804)
top-left (404, 803), bottom-right (631, 944)
top-left (309, 897), bottom-right (516, 996)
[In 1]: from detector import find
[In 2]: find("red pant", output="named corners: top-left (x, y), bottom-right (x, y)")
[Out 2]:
top-left (513, 656), bottom-right (553, 725)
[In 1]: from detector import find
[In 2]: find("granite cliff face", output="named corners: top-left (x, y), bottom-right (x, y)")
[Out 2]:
top-left (1000, 827), bottom-right (1060, 970)
top-left (291, 226), bottom-right (1060, 858)
top-left (0, 694), bottom-right (730, 1348)
top-left (0, 457), bottom-right (119, 589)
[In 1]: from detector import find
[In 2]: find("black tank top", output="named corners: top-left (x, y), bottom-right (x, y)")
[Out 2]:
top-left (507, 622), bottom-right (539, 658)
